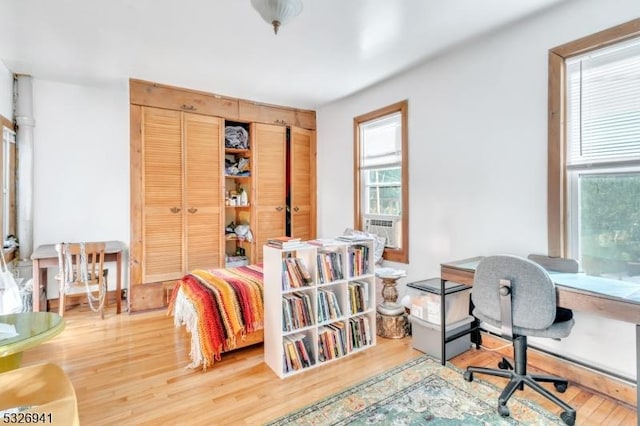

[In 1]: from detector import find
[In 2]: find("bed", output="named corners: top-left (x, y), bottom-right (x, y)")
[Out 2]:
top-left (168, 264), bottom-right (264, 370)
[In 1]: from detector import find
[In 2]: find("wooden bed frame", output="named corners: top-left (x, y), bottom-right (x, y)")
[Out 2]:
top-left (169, 265), bottom-right (265, 368)
top-left (231, 329), bottom-right (264, 351)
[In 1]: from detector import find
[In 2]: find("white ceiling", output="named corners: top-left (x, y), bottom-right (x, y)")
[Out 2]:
top-left (0, 0), bottom-right (566, 110)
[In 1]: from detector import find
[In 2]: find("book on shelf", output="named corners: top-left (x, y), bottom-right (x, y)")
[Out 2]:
top-left (294, 258), bottom-right (312, 283)
top-left (317, 289), bottom-right (342, 322)
top-left (348, 244), bottom-right (370, 277)
top-left (293, 291), bottom-right (313, 327)
top-left (317, 322), bottom-right (348, 361)
top-left (267, 236), bottom-right (304, 249)
top-left (317, 250), bottom-right (344, 283)
top-left (283, 346), bottom-right (292, 372)
top-left (317, 290), bottom-right (328, 323)
top-left (291, 333), bottom-right (315, 368)
top-left (348, 316), bottom-right (372, 349)
top-left (349, 318), bottom-right (361, 348)
top-left (283, 333), bottom-right (315, 373)
top-left (308, 238), bottom-right (341, 247)
top-left (327, 322), bottom-right (347, 357)
top-left (328, 291), bottom-right (342, 318)
top-left (282, 257), bottom-right (313, 289)
top-left (284, 339), bottom-right (303, 371)
top-left (348, 281), bottom-right (369, 314)
top-left (282, 292), bottom-right (314, 332)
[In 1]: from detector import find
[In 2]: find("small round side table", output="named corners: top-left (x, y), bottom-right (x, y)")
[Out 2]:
top-left (375, 268), bottom-right (407, 339)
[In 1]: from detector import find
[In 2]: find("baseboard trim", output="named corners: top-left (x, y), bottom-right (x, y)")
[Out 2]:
top-left (481, 332), bottom-right (637, 408)
top-left (47, 289), bottom-right (123, 311)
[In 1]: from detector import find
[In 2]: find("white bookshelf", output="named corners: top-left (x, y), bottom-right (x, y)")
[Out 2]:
top-left (263, 239), bottom-right (376, 378)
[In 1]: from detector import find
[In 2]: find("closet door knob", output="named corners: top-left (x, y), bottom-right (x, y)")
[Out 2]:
top-left (275, 206), bottom-right (284, 212)
top-left (188, 208), bottom-right (198, 214)
top-left (170, 207), bottom-right (181, 213)
top-left (293, 206), bottom-right (299, 212)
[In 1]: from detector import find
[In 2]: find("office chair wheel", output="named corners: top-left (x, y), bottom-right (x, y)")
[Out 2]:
top-left (560, 410), bottom-right (576, 425)
top-left (554, 382), bottom-right (568, 393)
top-left (497, 404), bottom-right (510, 417)
top-left (498, 357), bottom-right (513, 370)
top-left (463, 371), bottom-right (473, 382)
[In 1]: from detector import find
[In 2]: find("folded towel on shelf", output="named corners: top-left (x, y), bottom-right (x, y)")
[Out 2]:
top-left (225, 126), bottom-right (249, 149)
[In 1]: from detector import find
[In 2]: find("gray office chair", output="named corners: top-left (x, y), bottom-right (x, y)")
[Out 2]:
top-left (463, 255), bottom-right (576, 425)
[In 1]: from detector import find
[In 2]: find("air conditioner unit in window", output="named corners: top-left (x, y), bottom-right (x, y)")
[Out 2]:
top-left (364, 214), bottom-right (401, 249)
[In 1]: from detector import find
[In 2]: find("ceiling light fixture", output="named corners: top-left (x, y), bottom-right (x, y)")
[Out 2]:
top-left (251, 0), bottom-right (303, 35)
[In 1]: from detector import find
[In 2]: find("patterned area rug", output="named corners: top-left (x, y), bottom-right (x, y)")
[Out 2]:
top-left (266, 356), bottom-right (564, 425)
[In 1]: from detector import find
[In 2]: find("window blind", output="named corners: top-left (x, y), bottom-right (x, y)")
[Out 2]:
top-left (566, 36), bottom-right (640, 167)
top-left (360, 112), bottom-right (402, 169)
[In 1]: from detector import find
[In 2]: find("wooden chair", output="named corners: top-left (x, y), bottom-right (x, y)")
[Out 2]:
top-left (0, 363), bottom-right (79, 426)
top-left (56, 242), bottom-right (108, 319)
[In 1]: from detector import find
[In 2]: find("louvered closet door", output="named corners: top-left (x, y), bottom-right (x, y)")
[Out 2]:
top-left (290, 127), bottom-right (316, 241)
top-left (142, 107), bottom-right (184, 283)
top-left (253, 123), bottom-right (286, 263)
top-left (184, 113), bottom-right (224, 270)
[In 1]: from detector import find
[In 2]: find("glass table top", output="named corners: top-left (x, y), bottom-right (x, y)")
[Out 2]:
top-left (0, 312), bottom-right (65, 357)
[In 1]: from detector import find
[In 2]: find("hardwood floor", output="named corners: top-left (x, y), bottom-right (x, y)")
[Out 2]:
top-left (20, 307), bottom-right (637, 425)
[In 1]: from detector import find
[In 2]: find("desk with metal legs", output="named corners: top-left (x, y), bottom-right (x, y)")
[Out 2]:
top-left (441, 257), bottom-right (640, 411)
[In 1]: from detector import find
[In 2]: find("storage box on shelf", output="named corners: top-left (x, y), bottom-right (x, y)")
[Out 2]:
top-left (410, 315), bottom-right (474, 361)
top-left (263, 238), bottom-right (376, 378)
top-left (405, 278), bottom-right (471, 325)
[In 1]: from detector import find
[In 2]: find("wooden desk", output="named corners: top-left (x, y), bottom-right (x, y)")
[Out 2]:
top-left (0, 312), bottom-right (65, 371)
top-left (441, 256), bottom-right (640, 409)
top-left (31, 241), bottom-right (125, 314)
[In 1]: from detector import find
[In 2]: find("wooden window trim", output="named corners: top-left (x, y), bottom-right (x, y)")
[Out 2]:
top-left (354, 100), bottom-right (409, 264)
top-left (547, 18), bottom-right (640, 257)
top-left (1, 115), bottom-right (15, 244)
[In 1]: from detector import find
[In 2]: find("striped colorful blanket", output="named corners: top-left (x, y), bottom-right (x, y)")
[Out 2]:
top-left (168, 264), bottom-right (264, 370)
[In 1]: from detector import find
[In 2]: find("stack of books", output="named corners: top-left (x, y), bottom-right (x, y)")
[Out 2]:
top-left (267, 236), bottom-right (305, 249)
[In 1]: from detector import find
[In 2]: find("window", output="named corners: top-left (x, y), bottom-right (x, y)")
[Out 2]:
top-left (1, 123), bottom-right (16, 244)
top-left (354, 100), bottom-right (408, 263)
top-left (548, 19), bottom-right (640, 280)
top-left (2, 126), bottom-right (13, 239)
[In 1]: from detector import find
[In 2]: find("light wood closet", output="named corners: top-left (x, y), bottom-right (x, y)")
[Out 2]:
top-left (253, 124), bottom-right (287, 264)
top-left (289, 127), bottom-right (316, 242)
top-left (130, 79), bottom-right (316, 311)
top-left (140, 108), bottom-right (223, 284)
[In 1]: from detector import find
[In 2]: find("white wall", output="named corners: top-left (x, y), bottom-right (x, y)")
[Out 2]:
top-left (0, 62), bottom-right (13, 120)
top-left (317, 0), bottom-right (640, 380)
top-left (32, 78), bottom-right (130, 294)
